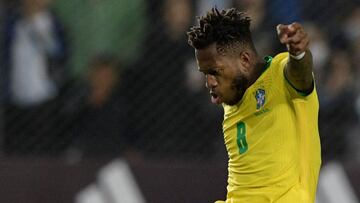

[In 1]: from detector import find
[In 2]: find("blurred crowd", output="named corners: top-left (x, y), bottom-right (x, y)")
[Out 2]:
top-left (0, 0), bottom-right (359, 164)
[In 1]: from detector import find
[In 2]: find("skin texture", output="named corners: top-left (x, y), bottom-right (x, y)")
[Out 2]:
top-left (195, 22), bottom-right (313, 105)
top-left (277, 22), bottom-right (313, 93)
top-left (195, 44), bottom-right (264, 105)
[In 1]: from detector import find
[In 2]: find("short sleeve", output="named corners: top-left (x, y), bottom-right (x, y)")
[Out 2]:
top-left (278, 53), bottom-right (315, 100)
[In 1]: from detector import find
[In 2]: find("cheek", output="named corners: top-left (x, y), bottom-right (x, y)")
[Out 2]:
top-left (218, 77), bottom-right (237, 96)
top-left (224, 73), bottom-right (245, 94)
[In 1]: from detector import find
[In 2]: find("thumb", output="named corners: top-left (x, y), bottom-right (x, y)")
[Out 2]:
top-left (277, 24), bottom-right (290, 44)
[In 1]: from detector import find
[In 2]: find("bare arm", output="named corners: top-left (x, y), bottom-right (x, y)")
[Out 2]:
top-left (277, 23), bottom-right (314, 94)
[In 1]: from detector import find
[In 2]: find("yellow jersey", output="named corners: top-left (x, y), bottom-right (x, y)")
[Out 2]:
top-left (218, 53), bottom-right (321, 203)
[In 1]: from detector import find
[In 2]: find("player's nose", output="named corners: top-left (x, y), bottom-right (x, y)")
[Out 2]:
top-left (205, 75), bottom-right (218, 89)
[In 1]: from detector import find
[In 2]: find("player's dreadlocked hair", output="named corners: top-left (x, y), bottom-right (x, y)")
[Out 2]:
top-left (187, 8), bottom-right (255, 54)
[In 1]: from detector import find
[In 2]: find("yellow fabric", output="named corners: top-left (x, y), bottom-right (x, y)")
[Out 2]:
top-left (217, 53), bottom-right (321, 203)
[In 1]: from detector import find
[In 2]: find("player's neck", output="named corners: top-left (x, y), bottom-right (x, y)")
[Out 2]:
top-left (248, 59), bottom-right (266, 87)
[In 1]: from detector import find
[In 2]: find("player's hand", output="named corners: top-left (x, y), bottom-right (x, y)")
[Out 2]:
top-left (277, 22), bottom-right (309, 56)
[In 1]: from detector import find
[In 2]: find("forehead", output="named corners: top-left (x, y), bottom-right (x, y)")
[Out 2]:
top-left (195, 44), bottom-right (222, 69)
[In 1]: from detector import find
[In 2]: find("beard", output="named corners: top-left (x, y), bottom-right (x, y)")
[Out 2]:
top-left (226, 73), bottom-right (249, 105)
top-left (224, 61), bottom-right (265, 106)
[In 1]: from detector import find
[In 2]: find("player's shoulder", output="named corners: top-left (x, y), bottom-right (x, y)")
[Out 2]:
top-left (272, 52), bottom-right (289, 65)
top-left (266, 52), bottom-right (289, 75)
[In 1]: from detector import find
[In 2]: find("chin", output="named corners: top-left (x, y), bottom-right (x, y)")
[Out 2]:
top-left (225, 94), bottom-right (243, 106)
top-left (223, 100), bottom-right (238, 106)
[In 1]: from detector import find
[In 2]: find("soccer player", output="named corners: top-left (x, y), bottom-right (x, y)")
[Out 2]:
top-left (187, 8), bottom-right (321, 203)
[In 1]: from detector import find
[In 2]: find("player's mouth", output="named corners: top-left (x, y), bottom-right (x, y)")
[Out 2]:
top-left (210, 91), bottom-right (222, 104)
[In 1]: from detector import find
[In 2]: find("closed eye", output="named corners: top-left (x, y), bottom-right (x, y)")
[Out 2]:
top-left (208, 69), bottom-right (219, 76)
top-left (199, 68), bottom-right (223, 76)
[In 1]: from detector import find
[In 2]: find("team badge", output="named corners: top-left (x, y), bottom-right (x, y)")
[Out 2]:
top-left (255, 89), bottom-right (266, 110)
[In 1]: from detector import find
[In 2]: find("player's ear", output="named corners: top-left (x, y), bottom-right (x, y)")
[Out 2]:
top-left (239, 51), bottom-right (251, 70)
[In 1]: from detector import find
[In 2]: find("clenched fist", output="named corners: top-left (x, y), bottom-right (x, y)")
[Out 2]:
top-left (277, 22), bottom-right (309, 57)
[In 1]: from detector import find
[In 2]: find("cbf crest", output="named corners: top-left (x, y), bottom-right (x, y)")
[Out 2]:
top-left (255, 89), bottom-right (266, 110)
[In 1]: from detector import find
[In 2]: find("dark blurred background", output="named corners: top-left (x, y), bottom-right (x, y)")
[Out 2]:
top-left (0, 0), bottom-right (360, 202)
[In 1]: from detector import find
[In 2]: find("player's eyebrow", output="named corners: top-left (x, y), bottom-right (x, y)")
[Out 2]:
top-left (198, 67), bottom-right (224, 76)
top-left (198, 68), bottom-right (207, 73)
top-left (198, 68), bottom-right (211, 75)
top-left (198, 66), bottom-right (215, 72)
